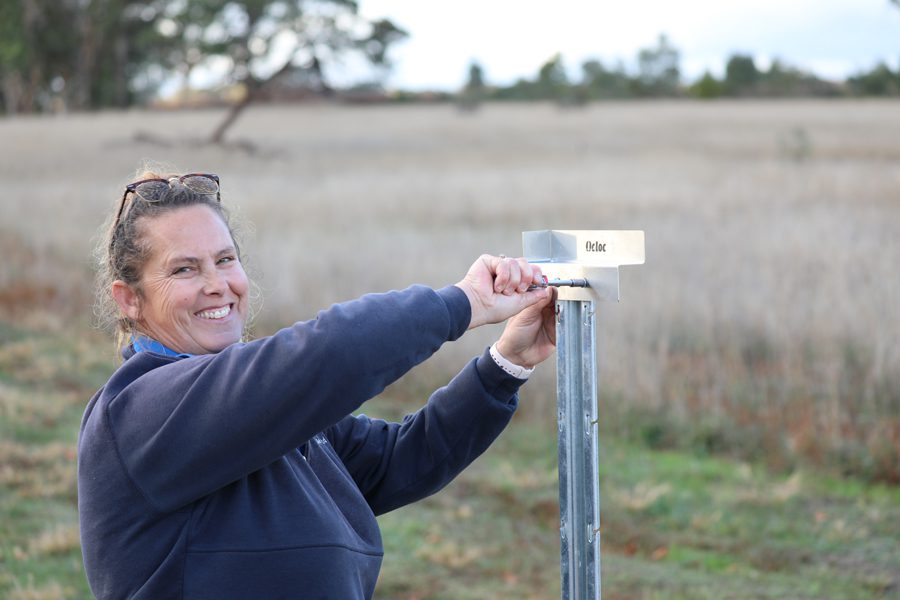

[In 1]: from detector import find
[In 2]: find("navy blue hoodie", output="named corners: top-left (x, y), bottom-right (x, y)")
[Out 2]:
top-left (78, 285), bottom-right (525, 599)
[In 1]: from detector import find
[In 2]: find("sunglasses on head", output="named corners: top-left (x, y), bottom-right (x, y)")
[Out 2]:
top-left (114, 173), bottom-right (221, 228)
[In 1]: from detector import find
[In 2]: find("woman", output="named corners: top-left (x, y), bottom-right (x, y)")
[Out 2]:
top-left (79, 170), bottom-right (557, 599)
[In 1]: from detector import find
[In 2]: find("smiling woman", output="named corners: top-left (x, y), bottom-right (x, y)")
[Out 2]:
top-left (93, 168), bottom-right (255, 355)
top-left (111, 205), bottom-right (249, 355)
top-left (78, 165), bottom-right (558, 599)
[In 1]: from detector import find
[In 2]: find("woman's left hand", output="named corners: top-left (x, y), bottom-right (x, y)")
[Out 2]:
top-left (495, 286), bottom-right (557, 369)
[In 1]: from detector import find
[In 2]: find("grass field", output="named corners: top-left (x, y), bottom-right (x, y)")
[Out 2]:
top-left (1, 100), bottom-right (899, 597)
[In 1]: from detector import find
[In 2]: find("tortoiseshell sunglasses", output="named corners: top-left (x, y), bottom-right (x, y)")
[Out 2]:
top-left (114, 173), bottom-right (220, 228)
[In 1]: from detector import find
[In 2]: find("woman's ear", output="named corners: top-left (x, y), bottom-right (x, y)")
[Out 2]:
top-left (111, 280), bottom-right (141, 321)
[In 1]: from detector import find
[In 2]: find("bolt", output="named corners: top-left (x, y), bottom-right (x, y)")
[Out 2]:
top-left (528, 276), bottom-right (589, 290)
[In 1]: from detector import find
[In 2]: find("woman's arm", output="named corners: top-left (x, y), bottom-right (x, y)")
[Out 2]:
top-left (325, 349), bottom-right (523, 516)
top-left (101, 285), bottom-right (470, 512)
top-left (326, 287), bottom-right (558, 515)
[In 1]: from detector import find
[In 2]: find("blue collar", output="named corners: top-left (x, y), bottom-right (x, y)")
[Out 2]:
top-left (131, 335), bottom-right (193, 359)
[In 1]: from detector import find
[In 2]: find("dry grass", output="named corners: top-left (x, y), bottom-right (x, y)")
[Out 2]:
top-left (7, 579), bottom-right (69, 600)
top-left (0, 441), bottom-right (78, 500)
top-left (1, 100), bottom-right (898, 480)
top-left (25, 524), bottom-right (81, 559)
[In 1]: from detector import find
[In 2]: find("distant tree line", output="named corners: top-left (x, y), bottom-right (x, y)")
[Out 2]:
top-left (459, 34), bottom-right (900, 107)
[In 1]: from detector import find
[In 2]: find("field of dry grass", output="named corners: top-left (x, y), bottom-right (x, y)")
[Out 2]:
top-left (2, 99), bottom-right (898, 479)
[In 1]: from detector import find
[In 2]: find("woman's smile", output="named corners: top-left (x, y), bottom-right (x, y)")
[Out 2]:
top-left (195, 304), bottom-right (233, 320)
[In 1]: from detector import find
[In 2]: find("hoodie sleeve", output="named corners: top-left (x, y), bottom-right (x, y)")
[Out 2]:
top-left (324, 347), bottom-right (525, 516)
top-left (103, 285), bottom-right (470, 513)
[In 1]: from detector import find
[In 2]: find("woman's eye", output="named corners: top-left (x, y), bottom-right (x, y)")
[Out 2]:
top-left (218, 256), bottom-right (236, 264)
top-left (172, 266), bottom-right (192, 275)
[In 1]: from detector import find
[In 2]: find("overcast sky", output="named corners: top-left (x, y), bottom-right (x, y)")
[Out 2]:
top-left (355, 0), bottom-right (900, 90)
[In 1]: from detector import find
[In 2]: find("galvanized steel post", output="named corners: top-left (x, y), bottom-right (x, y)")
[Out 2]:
top-left (556, 299), bottom-right (601, 599)
top-left (523, 230), bottom-right (645, 600)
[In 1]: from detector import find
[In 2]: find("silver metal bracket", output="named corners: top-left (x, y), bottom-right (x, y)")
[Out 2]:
top-left (523, 230), bottom-right (645, 301)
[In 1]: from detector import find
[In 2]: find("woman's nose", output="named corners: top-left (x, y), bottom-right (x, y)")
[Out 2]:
top-left (202, 268), bottom-right (228, 295)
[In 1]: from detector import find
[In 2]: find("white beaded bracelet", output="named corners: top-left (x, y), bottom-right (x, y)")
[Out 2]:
top-left (489, 343), bottom-right (535, 380)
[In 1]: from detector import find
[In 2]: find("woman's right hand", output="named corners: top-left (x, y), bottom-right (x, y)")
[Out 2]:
top-left (455, 254), bottom-right (552, 329)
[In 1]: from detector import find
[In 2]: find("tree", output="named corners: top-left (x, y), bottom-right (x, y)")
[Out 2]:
top-left (0, 1), bottom-right (29, 113)
top-left (0, 0), bottom-right (80, 113)
top-left (538, 54), bottom-right (568, 88)
top-left (724, 54), bottom-right (760, 95)
top-left (635, 33), bottom-right (680, 96)
top-left (458, 60), bottom-right (485, 111)
top-left (145, 0), bottom-right (407, 144)
top-left (0, 1), bottom-right (166, 114)
top-left (535, 53), bottom-right (570, 101)
top-left (688, 71), bottom-right (724, 99)
top-left (759, 59), bottom-right (840, 97)
top-left (492, 53), bottom-right (571, 102)
top-left (847, 62), bottom-right (900, 96)
top-left (466, 61), bottom-right (485, 90)
top-left (0, 1), bottom-right (406, 124)
top-left (581, 58), bottom-right (631, 99)
top-left (73, 1), bottom-right (167, 109)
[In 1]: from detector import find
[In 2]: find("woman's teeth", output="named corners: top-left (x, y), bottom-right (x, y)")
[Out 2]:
top-left (196, 306), bottom-right (230, 320)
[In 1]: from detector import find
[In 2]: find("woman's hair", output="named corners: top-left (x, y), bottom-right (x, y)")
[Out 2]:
top-left (93, 163), bottom-right (256, 354)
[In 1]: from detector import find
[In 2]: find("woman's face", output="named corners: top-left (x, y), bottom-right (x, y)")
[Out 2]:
top-left (119, 204), bottom-right (249, 355)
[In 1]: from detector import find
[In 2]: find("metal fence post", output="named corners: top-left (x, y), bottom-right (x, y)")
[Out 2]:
top-left (557, 299), bottom-right (601, 599)
top-left (522, 230), bottom-right (645, 600)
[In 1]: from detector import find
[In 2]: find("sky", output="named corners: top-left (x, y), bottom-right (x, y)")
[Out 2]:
top-left (353, 0), bottom-right (900, 90)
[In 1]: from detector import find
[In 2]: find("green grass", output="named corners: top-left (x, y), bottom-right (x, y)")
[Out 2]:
top-left (0, 322), bottom-right (104, 599)
top-left (2, 321), bottom-right (899, 599)
top-left (374, 397), bottom-right (900, 599)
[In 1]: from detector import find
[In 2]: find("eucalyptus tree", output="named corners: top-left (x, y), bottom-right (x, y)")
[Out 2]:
top-left (145, 0), bottom-right (406, 144)
top-left (0, 0), bottom-right (80, 113)
top-left (0, 0), bottom-right (167, 113)
top-left (635, 34), bottom-right (680, 96)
